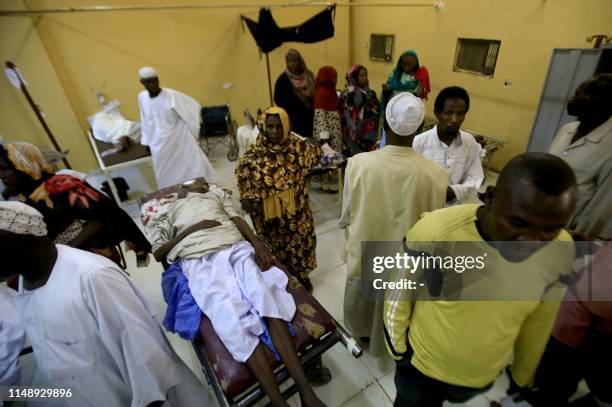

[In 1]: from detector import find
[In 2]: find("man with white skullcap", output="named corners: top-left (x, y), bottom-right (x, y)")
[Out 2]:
top-left (0, 201), bottom-right (210, 406)
top-left (138, 66), bottom-right (219, 188)
top-left (339, 92), bottom-right (447, 357)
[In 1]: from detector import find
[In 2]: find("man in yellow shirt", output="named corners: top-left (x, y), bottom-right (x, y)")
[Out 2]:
top-left (384, 152), bottom-right (578, 406)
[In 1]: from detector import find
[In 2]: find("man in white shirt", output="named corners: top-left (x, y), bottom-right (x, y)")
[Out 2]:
top-left (413, 86), bottom-right (484, 204)
top-left (548, 74), bottom-right (612, 239)
top-left (138, 67), bottom-right (219, 189)
top-left (0, 201), bottom-right (210, 406)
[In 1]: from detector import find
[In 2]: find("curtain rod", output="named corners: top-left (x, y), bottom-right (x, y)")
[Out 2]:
top-left (0, 2), bottom-right (441, 17)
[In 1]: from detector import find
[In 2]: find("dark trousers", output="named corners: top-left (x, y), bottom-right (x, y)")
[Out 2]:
top-left (529, 335), bottom-right (612, 406)
top-left (393, 342), bottom-right (491, 407)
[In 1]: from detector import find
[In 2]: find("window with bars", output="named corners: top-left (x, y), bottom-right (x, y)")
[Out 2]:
top-left (453, 38), bottom-right (501, 77)
top-left (369, 34), bottom-right (395, 62)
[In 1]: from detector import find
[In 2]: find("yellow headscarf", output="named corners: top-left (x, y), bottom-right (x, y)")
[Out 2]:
top-left (2, 142), bottom-right (54, 181)
top-left (257, 106), bottom-right (297, 220)
top-left (259, 106), bottom-right (291, 145)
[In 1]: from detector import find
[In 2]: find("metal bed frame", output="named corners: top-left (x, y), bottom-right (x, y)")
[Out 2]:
top-left (86, 129), bottom-right (154, 209)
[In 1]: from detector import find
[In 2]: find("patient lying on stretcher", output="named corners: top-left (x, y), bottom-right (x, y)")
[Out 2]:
top-left (143, 180), bottom-right (325, 407)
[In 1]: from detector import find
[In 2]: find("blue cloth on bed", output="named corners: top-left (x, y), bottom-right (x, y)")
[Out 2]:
top-left (161, 261), bottom-right (296, 361)
top-left (161, 262), bottom-right (202, 340)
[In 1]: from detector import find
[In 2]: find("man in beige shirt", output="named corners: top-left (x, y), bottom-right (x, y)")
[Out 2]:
top-left (548, 74), bottom-right (612, 239)
top-left (340, 93), bottom-right (447, 357)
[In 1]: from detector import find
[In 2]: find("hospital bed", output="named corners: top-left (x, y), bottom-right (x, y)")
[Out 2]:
top-left (138, 179), bottom-right (362, 407)
top-left (86, 128), bottom-right (154, 207)
top-left (468, 131), bottom-right (505, 180)
top-left (85, 100), bottom-right (155, 208)
top-left (199, 105), bottom-right (239, 162)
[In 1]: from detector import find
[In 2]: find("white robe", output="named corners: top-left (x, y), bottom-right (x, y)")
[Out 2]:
top-left (0, 284), bottom-right (25, 387)
top-left (14, 245), bottom-right (209, 407)
top-left (91, 111), bottom-right (141, 144)
top-left (181, 241), bottom-right (296, 363)
top-left (237, 124), bottom-right (259, 158)
top-left (138, 88), bottom-right (219, 188)
top-left (340, 146), bottom-right (447, 356)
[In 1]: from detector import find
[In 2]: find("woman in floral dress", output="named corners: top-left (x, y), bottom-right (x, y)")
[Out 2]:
top-left (236, 107), bottom-right (322, 291)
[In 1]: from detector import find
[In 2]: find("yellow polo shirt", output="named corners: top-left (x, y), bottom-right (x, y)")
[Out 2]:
top-left (383, 204), bottom-right (574, 387)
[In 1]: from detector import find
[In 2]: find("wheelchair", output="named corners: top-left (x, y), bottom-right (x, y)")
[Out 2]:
top-left (199, 104), bottom-right (239, 162)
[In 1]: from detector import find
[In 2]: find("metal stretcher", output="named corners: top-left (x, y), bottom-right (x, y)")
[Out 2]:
top-left (138, 179), bottom-right (362, 407)
top-left (308, 158), bottom-right (347, 216)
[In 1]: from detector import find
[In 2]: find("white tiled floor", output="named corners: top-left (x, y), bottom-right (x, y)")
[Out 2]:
top-left (104, 143), bottom-right (577, 406)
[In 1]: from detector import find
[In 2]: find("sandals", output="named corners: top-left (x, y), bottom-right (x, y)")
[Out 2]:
top-left (305, 360), bottom-right (332, 387)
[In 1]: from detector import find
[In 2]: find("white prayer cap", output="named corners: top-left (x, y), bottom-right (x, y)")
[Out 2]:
top-left (0, 201), bottom-right (47, 237)
top-left (139, 67), bottom-right (158, 79)
top-left (385, 92), bottom-right (425, 136)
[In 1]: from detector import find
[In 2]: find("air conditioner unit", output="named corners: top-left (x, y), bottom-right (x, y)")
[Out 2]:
top-left (369, 34), bottom-right (395, 63)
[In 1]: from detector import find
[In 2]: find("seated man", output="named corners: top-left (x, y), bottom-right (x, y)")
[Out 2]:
top-left (413, 86), bottom-right (484, 204)
top-left (145, 180), bottom-right (325, 407)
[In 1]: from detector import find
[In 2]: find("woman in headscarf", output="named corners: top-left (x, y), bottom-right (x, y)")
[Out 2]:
top-left (273, 49), bottom-right (317, 138)
top-left (0, 142), bottom-right (151, 267)
top-left (236, 107), bottom-right (322, 291)
top-left (380, 50), bottom-right (430, 147)
top-left (311, 66), bottom-right (343, 191)
top-left (340, 64), bottom-right (380, 156)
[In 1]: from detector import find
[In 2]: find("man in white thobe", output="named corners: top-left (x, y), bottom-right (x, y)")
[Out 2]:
top-left (340, 93), bottom-right (447, 357)
top-left (138, 67), bottom-right (219, 189)
top-left (413, 86), bottom-right (484, 204)
top-left (0, 201), bottom-right (210, 407)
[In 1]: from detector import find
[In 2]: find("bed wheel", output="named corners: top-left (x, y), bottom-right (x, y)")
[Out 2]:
top-left (227, 148), bottom-right (238, 161)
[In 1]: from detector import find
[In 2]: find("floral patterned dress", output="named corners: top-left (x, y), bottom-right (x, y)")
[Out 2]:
top-left (236, 133), bottom-right (322, 281)
top-left (340, 86), bottom-right (380, 156)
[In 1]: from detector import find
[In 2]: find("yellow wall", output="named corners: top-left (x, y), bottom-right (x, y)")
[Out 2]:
top-left (351, 0), bottom-right (612, 169)
top-left (2, 0), bottom-right (610, 172)
top-left (8, 0), bottom-right (349, 172)
top-left (0, 1), bottom-right (95, 170)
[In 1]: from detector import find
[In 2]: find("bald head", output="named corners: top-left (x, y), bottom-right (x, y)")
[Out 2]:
top-left (478, 153), bottom-right (577, 260)
top-left (496, 152), bottom-right (577, 198)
